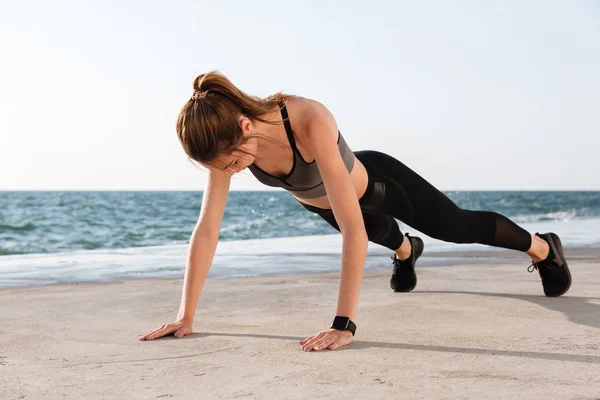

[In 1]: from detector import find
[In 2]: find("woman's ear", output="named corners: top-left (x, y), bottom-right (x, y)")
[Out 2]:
top-left (239, 116), bottom-right (252, 135)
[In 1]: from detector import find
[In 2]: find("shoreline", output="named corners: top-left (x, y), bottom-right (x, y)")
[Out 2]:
top-left (1, 244), bottom-right (599, 290)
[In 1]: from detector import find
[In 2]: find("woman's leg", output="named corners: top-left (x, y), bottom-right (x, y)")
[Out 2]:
top-left (298, 202), bottom-right (404, 251)
top-left (354, 150), bottom-right (571, 296)
top-left (355, 150), bottom-right (535, 252)
top-left (297, 181), bottom-right (424, 293)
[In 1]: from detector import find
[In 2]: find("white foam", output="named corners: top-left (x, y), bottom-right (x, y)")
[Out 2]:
top-left (1, 218), bottom-right (598, 287)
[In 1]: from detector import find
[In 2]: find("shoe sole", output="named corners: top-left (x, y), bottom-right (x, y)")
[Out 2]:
top-left (544, 232), bottom-right (572, 297)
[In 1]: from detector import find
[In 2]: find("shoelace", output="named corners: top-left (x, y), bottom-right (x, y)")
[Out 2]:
top-left (527, 262), bottom-right (538, 273)
top-left (528, 260), bottom-right (552, 273)
top-left (391, 255), bottom-right (412, 271)
top-left (528, 239), bottom-right (559, 273)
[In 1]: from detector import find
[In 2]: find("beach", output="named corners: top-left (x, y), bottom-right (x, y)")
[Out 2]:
top-left (2, 249), bottom-right (600, 400)
top-left (3, 0), bottom-right (599, 397)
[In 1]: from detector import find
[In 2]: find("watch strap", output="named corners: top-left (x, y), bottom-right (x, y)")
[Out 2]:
top-left (330, 316), bottom-right (357, 336)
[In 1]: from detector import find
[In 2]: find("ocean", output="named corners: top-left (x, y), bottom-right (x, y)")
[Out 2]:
top-left (1, 191), bottom-right (599, 287)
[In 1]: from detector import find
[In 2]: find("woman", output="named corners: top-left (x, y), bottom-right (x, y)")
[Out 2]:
top-left (138, 71), bottom-right (571, 352)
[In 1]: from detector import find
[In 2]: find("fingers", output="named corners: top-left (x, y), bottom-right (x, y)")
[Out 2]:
top-left (174, 326), bottom-right (191, 339)
top-left (301, 331), bottom-right (327, 351)
top-left (299, 334), bottom-right (316, 346)
top-left (301, 332), bottom-right (336, 352)
top-left (138, 324), bottom-right (176, 341)
top-left (138, 325), bottom-right (163, 341)
top-left (146, 325), bottom-right (175, 340)
top-left (138, 320), bottom-right (192, 341)
top-left (299, 337), bottom-right (311, 346)
top-left (310, 336), bottom-right (335, 352)
top-left (299, 333), bottom-right (318, 346)
top-left (300, 329), bottom-right (354, 352)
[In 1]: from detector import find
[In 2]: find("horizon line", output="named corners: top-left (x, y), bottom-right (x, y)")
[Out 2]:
top-left (2, 189), bottom-right (600, 192)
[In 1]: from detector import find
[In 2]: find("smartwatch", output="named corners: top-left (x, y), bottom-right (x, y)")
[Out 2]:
top-left (330, 316), bottom-right (357, 336)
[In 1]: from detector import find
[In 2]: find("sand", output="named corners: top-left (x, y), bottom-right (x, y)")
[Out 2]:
top-left (1, 254), bottom-right (600, 399)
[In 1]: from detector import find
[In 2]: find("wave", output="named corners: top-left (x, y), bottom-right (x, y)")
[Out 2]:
top-left (2, 191), bottom-right (600, 257)
top-left (0, 223), bottom-right (36, 232)
top-left (0, 248), bottom-right (23, 256)
top-left (512, 209), bottom-right (597, 223)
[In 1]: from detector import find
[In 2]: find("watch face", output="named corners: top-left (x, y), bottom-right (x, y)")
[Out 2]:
top-left (332, 316), bottom-right (349, 329)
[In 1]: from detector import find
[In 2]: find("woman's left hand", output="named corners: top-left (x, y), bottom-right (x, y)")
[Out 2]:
top-left (299, 328), bottom-right (354, 352)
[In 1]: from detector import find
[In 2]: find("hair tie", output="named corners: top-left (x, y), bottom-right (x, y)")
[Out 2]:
top-left (191, 90), bottom-right (205, 100)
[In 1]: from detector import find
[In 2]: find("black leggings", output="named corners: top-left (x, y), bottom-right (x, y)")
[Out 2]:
top-left (298, 150), bottom-right (532, 252)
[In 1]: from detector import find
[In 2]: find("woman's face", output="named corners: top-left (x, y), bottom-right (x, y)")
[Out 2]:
top-left (201, 140), bottom-right (257, 177)
top-left (198, 116), bottom-right (259, 176)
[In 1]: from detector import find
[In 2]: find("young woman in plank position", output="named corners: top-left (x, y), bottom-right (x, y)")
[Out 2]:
top-left (138, 71), bottom-right (571, 351)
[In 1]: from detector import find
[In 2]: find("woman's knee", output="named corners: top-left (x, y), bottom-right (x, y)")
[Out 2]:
top-left (363, 214), bottom-right (403, 249)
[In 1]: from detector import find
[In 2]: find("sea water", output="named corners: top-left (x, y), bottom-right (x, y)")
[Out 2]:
top-left (1, 191), bottom-right (599, 286)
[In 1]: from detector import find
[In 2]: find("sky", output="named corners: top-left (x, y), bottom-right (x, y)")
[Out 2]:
top-left (0, 0), bottom-right (598, 191)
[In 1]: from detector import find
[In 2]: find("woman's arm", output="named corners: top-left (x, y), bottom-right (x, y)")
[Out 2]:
top-left (139, 169), bottom-right (231, 340)
top-left (177, 169), bottom-right (231, 323)
top-left (299, 100), bottom-right (369, 338)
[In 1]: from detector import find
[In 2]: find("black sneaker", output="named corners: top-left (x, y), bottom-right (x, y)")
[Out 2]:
top-left (390, 233), bottom-right (424, 293)
top-left (528, 232), bottom-right (572, 297)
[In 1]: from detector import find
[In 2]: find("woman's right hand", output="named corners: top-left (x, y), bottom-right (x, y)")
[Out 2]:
top-left (138, 319), bottom-right (193, 341)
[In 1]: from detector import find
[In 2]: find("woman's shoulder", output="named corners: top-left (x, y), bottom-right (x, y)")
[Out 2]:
top-left (285, 96), bottom-right (333, 134)
top-left (283, 96), bottom-right (339, 152)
